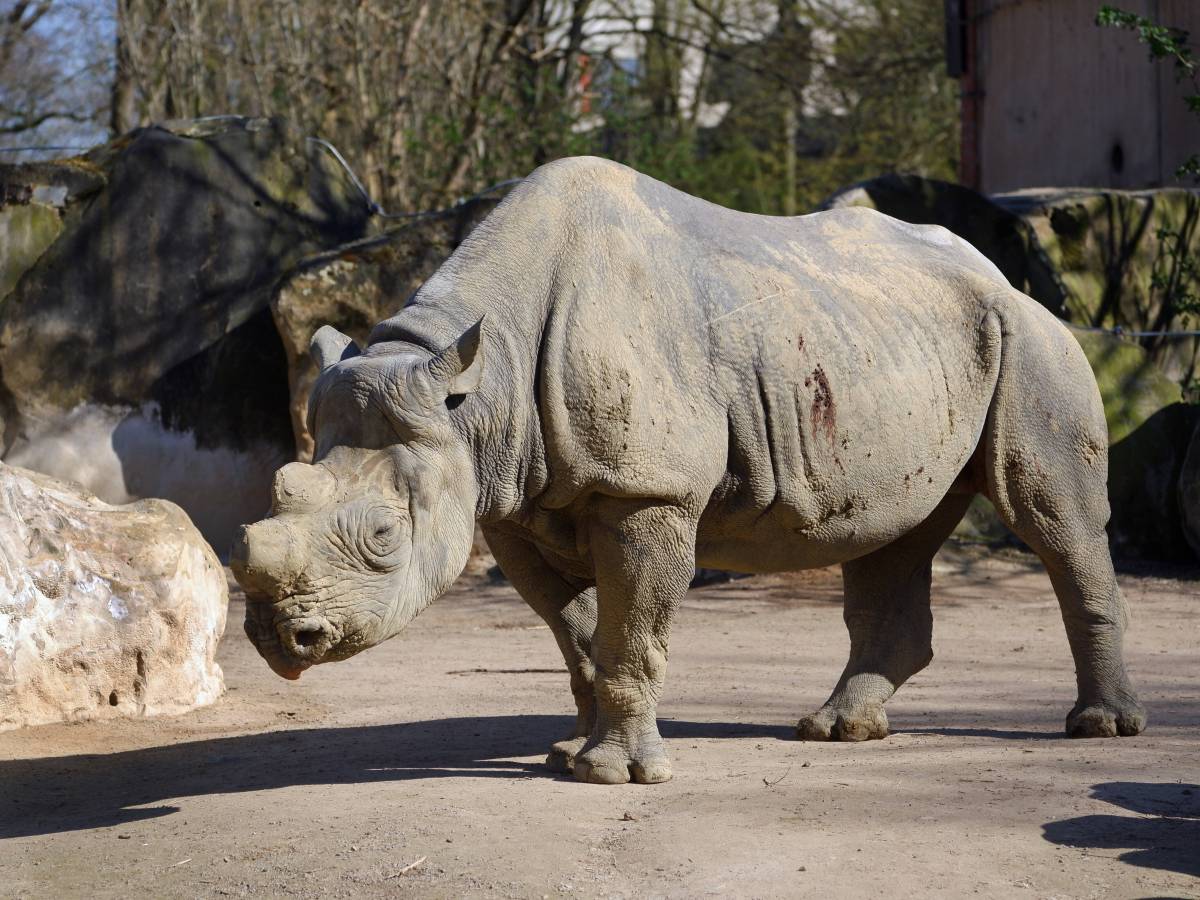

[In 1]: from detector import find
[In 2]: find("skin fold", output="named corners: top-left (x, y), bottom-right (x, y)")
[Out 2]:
top-left (231, 157), bottom-right (1146, 786)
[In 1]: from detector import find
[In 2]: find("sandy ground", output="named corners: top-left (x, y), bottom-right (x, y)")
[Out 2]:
top-left (1, 544), bottom-right (1197, 899)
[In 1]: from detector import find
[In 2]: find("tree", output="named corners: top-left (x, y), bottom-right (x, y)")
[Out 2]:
top-left (2, 1), bottom-right (960, 213)
top-left (0, 1), bottom-right (109, 148)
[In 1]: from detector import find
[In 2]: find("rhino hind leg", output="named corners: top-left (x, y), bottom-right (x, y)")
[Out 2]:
top-left (987, 460), bottom-right (1146, 737)
top-left (797, 493), bottom-right (973, 742)
top-left (572, 499), bottom-right (697, 785)
top-left (982, 309), bottom-right (1146, 738)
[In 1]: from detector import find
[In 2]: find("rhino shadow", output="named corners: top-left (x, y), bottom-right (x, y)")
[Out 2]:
top-left (0, 715), bottom-right (790, 840)
top-left (1042, 781), bottom-right (1200, 877)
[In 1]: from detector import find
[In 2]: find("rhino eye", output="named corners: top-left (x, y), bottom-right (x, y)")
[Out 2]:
top-left (361, 506), bottom-right (406, 563)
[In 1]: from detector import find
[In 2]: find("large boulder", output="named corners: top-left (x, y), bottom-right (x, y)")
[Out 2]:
top-left (0, 117), bottom-right (371, 552)
top-left (0, 463), bottom-right (227, 730)
top-left (1179, 423), bottom-right (1200, 560)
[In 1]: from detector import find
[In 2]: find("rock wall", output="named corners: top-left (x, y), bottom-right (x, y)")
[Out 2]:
top-left (1001, 188), bottom-right (1200, 391)
top-left (0, 463), bottom-right (227, 730)
top-left (0, 118), bottom-right (371, 553)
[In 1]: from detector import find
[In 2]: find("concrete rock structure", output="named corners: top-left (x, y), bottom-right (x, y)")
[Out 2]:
top-left (0, 463), bottom-right (227, 730)
top-left (0, 117), bottom-right (370, 552)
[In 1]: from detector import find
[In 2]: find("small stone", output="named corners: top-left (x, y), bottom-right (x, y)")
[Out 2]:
top-left (621, 811), bottom-right (638, 821)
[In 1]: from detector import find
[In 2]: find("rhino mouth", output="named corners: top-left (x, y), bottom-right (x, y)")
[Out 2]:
top-left (243, 593), bottom-right (342, 680)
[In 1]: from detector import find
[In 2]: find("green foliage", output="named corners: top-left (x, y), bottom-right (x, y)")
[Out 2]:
top-left (1097, 4), bottom-right (1200, 181)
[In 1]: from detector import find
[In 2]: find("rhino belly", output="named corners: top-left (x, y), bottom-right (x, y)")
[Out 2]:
top-left (693, 343), bottom-right (990, 573)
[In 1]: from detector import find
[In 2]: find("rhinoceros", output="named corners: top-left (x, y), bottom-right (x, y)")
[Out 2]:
top-left (232, 157), bottom-right (1145, 785)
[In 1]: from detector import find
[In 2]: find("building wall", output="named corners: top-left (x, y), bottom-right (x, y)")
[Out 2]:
top-left (971, 0), bottom-right (1200, 193)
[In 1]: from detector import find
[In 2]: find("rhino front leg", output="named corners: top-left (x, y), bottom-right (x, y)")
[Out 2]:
top-left (573, 499), bottom-right (696, 785)
top-left (798, 493), bottom-right (972, 741)
top-left (482, 528), bottom-right (598, 771)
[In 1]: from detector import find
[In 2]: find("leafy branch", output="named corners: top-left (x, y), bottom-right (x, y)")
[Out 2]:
top-left (1097, 4), bottom-right (1200, 180)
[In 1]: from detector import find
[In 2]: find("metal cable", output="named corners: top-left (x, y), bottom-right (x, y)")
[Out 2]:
top-left (304, 136), bottom-right (521, 220)
top-left (1073, 324), bottom-right (1200, 338)
top-left (0, 145), bottom-right (93, 153)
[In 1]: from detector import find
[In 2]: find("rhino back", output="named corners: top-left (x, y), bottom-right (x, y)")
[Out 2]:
top-left (500, 161), bottom-right (1002, 560)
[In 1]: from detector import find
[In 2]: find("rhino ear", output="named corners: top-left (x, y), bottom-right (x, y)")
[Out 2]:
top-left (425, 317), bottom-right (485, 399)
top-left (311, 325), bottom-right (361, 371)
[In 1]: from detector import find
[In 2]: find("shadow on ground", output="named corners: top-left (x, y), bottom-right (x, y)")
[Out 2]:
top-left (1042, 781), bottom-right (1200, 877)
top-left (0, 715), bottom-right (791, 840)
top-left (898, 726), bottom-right (1062, 740)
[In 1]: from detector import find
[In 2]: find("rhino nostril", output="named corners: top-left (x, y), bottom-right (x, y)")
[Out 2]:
top-left (277, 617), bottom-right (335, 661)
top-left (293, 624), bottom-right (325, 648)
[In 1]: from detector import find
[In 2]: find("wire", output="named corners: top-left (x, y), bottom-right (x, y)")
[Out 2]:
top-left (305, 137), bottom-right (382, 215)
top-left (0, 145), bottom-right (92, 153)
top-left (304, 136), bottom-right (521, 220)
top-left (1074, 323), bottom-right (1200, 338)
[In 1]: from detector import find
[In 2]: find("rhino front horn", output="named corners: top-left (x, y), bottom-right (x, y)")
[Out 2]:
top-left (230, 520), bottom-right (301, 597)
top-left (311, 325), bottom-right (361, 371)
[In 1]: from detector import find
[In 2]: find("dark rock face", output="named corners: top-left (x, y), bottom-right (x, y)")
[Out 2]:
top-left (1182, 423), bottom-right (1200, 559)
top-left (0, 117), bottom-right (369, 415)
top-left (0, 118), bottom-right (370, 552)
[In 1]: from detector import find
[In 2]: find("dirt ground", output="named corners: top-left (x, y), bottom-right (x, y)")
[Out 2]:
top-left (1, 543), bottom-right (1197, 899)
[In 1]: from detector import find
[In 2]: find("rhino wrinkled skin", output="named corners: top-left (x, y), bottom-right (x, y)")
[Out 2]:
top-left (232, 157), bottom-right (1146, 785)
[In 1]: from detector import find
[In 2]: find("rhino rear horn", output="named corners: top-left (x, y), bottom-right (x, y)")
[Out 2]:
top-left (311, 326), bottom-right (361, 371)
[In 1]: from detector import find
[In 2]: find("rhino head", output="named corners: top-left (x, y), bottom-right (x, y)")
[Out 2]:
top-left (231, 320), bottom-right (484, 679)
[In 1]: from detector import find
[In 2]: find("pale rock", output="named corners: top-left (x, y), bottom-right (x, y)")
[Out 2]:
top-left (0, 462), bottom-right (226, 729)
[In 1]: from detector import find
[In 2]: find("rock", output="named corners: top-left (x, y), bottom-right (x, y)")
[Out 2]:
top-left (997, 188), bottom-right (1200, 391)
top-left (1072, 329), bottom-right (1185, 444)
top-left (0, 462), bottom-right (227, 730)
top-left (0, 117), bottom-right (371, 551)
top-left (272, 197), bottom-right (499, 459)
top-left (1181, 423), bottom-right (1200, 559)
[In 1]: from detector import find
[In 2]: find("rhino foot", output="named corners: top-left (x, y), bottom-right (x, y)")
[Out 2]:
top-left (572, 737), bottom-right (672, 785)
top-left (1066, 699), bottom-right (1147, 738)
top-left (796, 704), bottom-right (889, 742)
top-left (545, 736), bottom-right (588, 773)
